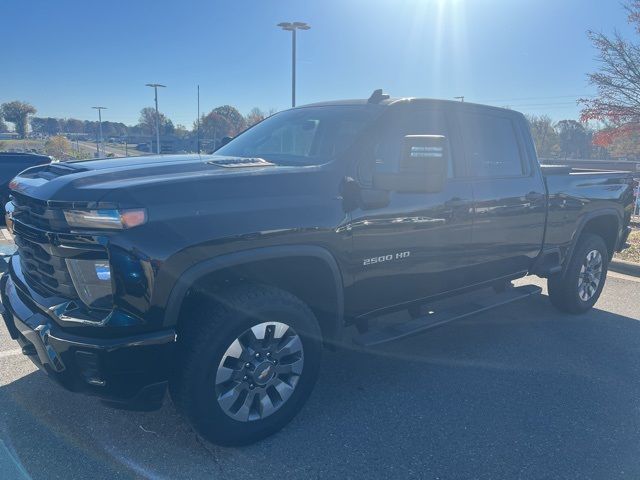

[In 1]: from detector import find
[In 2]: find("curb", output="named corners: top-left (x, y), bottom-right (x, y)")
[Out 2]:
top-left (610, 258), bottom-right (640, 277)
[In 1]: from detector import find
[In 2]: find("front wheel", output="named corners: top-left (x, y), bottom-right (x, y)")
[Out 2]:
top-left (548, 233), bottom-right (609, 314)
top-left (170, 284), bottom-right (323, 446)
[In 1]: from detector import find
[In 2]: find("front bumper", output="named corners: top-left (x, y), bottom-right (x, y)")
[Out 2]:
top-left (0, 261), bottom-right (176, 410)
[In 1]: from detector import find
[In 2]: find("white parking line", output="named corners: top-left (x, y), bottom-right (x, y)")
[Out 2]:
top-left (0, 440), bottom-right (30, 479)
top-left (0, 349), bottom-right (22, 359)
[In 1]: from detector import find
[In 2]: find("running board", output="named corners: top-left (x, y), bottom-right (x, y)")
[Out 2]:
top-left (353, 284), bottom-right (542, 347)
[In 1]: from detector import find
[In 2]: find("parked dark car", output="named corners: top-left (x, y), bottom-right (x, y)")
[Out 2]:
top-left (0, 152), bottom-right (51, 217)
top-left (0, 92), bottom-right (634, 445)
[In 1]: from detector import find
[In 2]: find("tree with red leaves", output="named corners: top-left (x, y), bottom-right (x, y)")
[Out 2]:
top-left (594, 123), bottom-right (640, 158)
top-left (580, 2), bottom-right (640, 158)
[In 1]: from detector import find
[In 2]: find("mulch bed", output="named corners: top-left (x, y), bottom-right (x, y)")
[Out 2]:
top-left (616, 228), bottom-right (640, 264)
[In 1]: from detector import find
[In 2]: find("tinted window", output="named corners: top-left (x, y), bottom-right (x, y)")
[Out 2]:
top-left (359, 108), bottom-right (458, 183)
top-left (458, 112), bottom-right (524, 177)
top-left (216, 105), bottom-right (383, 166)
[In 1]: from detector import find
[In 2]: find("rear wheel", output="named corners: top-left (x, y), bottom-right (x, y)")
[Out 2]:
top-left (548, 233), bottom-right (608, 314)
top-left (170, 284), bottom-right (323, 446)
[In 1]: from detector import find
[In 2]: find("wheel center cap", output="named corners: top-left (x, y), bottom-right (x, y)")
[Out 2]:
top-left (253, 362), bottom-right (275, 385)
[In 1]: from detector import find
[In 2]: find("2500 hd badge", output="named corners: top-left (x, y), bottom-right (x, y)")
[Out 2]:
top-left (363, 251), bottom-right (411, 266)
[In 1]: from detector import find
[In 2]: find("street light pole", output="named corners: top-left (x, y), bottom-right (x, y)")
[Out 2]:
top-left (277, 22), bottom-right (310, 108)
top-left (197, 84), bottom-right (201, 154)
top-left (91, 106), bottom-right (107, 157)
top-left (291, 28), bottom-right (296, 108)
top-left (145, 83), bottom-right (166, 154)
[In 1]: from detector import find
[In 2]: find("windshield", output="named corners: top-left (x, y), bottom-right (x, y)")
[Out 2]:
top-left (215, 105), bottom-right (383, 166)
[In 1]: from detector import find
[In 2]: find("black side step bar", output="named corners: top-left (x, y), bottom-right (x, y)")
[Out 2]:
top-left (353, 284), bottom-right (542, 347)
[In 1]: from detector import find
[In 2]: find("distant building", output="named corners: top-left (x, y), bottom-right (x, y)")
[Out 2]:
top-left (124, 135), bottom-right (199, 154)
top-left (0, 132), bottom-right (19, 140)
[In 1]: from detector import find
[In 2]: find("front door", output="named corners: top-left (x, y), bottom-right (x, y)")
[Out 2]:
top-left (348, 104), bottom-right (475, 317)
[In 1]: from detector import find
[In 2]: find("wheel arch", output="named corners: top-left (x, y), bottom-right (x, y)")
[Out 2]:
top-left (163, 245), bottom-right (345, 346)
top-left (566, 210), bottom-right (621, 268)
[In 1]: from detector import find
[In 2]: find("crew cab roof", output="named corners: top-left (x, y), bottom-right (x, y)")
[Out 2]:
top-left (298, 96), bottom-right (525, 118)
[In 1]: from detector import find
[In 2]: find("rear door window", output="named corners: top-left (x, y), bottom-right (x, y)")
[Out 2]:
top-left (457, 111), bottom-right (525, 177)
top-left (363, 107), bottom-right (461, 182)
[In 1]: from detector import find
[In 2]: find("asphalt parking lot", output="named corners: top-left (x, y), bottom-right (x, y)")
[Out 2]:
top-left (1, 264), bottom-right (640, 479)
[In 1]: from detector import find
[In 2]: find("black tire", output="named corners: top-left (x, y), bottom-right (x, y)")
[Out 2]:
top-left (170, 283), bottom-right (323, 446)
top-left (548, 233), bottom-right (609, 314)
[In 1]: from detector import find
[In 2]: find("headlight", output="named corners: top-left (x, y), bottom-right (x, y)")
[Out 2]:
top-left (63, 208), bottom-right (146, 229)
top-left (66, 259), bottom-right (113, 309)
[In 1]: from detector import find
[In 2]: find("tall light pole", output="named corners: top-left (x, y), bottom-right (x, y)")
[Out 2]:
top-left (145, 83), bottom-right (166, 154)
top-left (277, 22), bottom-right (310, 108)
top-left (91, 106), bottom-right (107, 157)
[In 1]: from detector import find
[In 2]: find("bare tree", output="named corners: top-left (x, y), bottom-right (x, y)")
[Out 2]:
top-left (246, 107), bottom-right (266, 127)
top-left (526, 114), bottom-right (560, 158)
top-left (580, 1), bottom-right (640, 123)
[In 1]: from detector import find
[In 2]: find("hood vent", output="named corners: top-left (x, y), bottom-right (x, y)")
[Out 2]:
top-left (206, 157), bottom-right (275, 168)
top-left (20, 162), bottom-right (85, 181)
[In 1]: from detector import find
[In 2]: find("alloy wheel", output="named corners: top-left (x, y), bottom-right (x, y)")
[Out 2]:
top-left (215, 321), bottom-right (304, 422)
top-left (577, 249), bottom-right (603, 302)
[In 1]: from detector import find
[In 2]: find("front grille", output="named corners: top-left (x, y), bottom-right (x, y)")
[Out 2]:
top-left (11, 192), bottom-right (68, 231)
top-left (14, 234), bottom-right (77, 297)
top-left (10, 193), bottom-right (77, 298)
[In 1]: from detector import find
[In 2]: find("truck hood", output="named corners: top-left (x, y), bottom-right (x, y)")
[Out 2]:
top-left (9, 154), bottom-right (319, 205)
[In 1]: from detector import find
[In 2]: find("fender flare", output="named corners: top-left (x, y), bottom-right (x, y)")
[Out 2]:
top-left (563, 209), bottom-right (621, 270)
top-left (162, 245), bottom-right (345, 340)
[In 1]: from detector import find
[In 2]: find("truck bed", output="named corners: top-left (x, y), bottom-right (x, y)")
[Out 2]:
top-left (541, 165), bottom-right (635, 258)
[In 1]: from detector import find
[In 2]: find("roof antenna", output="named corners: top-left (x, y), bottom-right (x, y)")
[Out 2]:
top-left (368, 89), bottom-right (390, 104)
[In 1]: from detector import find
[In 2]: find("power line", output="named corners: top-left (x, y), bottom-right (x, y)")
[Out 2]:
top-left (514, 105), bottom-right (583, 110)
top-left (495, 101), bottom-right (580, 108)
top-left (478, 94), bottom-right (596, 103)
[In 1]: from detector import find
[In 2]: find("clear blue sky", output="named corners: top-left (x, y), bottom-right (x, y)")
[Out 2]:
top-left (1, 0), bottom-right (634, 126)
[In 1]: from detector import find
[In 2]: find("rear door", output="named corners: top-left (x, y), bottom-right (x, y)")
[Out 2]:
top-left (348, 103), bottom-right (475, 316)
top-left (457, 109), bottom-right (546, 280)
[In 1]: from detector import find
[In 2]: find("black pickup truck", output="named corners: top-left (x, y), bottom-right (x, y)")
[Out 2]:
top-left (0, 92), bottom-right (634, 445)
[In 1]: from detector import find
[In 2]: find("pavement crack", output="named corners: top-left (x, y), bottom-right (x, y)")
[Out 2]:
top-left (139, 425), bottom-right (158, 436)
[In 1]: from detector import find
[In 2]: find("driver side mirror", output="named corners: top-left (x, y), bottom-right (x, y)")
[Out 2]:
top-left (373, 135), bottom-right (448, 193)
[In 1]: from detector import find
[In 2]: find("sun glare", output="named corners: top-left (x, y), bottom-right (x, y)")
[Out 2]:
top-left (400, 0), bottom-right (468, 95)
